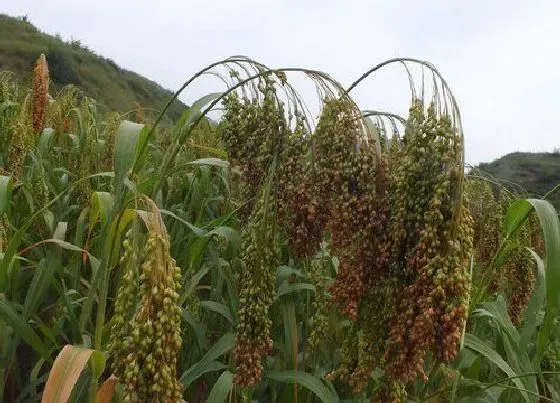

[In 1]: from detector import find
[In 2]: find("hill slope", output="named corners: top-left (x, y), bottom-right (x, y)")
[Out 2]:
top-left (477, 152), bottom-right (560, 208)
top-left (0, 14), bottom-right (186, 121)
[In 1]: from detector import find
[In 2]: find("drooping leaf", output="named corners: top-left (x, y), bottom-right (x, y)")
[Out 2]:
top-left (187, 157), bottom-right (230, 169)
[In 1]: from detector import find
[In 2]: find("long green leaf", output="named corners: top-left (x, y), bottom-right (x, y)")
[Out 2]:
top-left (277, 283), bottom-right (315, 299)
top-left (266, 370), bottom-right (339, 403)
top-left (0, 175), bottom-right (12, 214)
top-left (23, 259), bottom-right (52, 318)
top-left (180, 332), bottom-right (235, 387)
top-left (476, 298), bottom-right (538, 395)
top-left (520, 249), bottom-right (546, 347)
top-left (0, 299), bottom-right (51, 361)
top-left (502, 199), bottom-right (560, 362)
top-left (114, 120), bottom-right (146, 194)
top-left (525, 199), bottom-right (560, 314)
top-left (0, 173), bottom-right (112, 291)
top-left (207, 370), bottom-right (233, 402)
top-left (89, 192), bottom-right (114, 229)
top-left (187, 157), bottom-right (230, 169)
top-left (464, 333), bottom-right (531, 402)
top-left (200, 300), bottom-right (233, 324)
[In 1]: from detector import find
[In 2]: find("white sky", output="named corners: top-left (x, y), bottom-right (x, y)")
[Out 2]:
top-left (2, 0), bottom-right (559, 165)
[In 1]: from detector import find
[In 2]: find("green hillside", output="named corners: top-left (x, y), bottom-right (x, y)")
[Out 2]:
top-left (0, 14), bottom-right (186, 121)
top-left (477, 151), bottom-right (560, 208)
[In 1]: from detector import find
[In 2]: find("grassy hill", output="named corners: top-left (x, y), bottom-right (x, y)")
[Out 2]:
top-left (0, 14), bottom-right (186, 121)
top-left (477, 151), bottom-right (560, 209)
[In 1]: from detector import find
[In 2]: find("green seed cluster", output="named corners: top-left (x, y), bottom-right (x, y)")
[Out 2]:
top-left (234, 191), bottom-right (278, 388)
top-left (8, 94), bottom-right (34, 178)
top-left (349, 276), bottom-right (396, 394)
top-left (46, 86), bottom-right (78, 139)
top-left (218, 85), bottom-right (287, 217)
top-left (307, 257), bottom-right (331, 351)
top-left (102, 112), bottom-right (121, 172)
top-left (372, 379), bottom-right (407, 403)
top-left (0, 213), bottom-right (9, 253)
top-left (326, 324), bottom-right (359, 385)
top-left (31, 164), bottom-right (50, 211)
top-left (465, 178), bottom-right (502, 264)
top-left (109, 231), bottom-right (183, 402)
top-left (109, 230), bottom-right (139, 377)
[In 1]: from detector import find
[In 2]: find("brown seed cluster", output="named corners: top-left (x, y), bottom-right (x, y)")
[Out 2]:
top-left (32, 54), bottom-right (49, 135)
top-left (323, 101), bottom-right (472, 400)
top-left (328, 146), bottom-right (389, 321)
top-left (505, 245), bottom-right (536, 326)
top-left (109, 230), bottom-right (183, 402)
top-left (384, 103), bottom-right (473, 383)
top-left (303, 98), bottom-right (389, 321)
top-left (277, 119), bottom-right (326, 259)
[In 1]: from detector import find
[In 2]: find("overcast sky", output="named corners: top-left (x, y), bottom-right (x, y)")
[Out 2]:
top-left (2, 0), bottom-right (559, 164)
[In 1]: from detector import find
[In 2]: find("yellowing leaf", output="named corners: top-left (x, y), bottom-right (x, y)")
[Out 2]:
top-left (96, 375), bottom-right (119, 403)
top-left (42, 345), bottom-right (94, 403)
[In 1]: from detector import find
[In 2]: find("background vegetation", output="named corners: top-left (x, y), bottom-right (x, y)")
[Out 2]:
top-left (0, 14), bottom-right (186, 122)
top-left (477, 152), bottom-right (560, 210)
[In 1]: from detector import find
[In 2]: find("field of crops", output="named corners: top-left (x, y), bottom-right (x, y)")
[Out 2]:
top-left (0, 54), bottom-right (559, 402)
